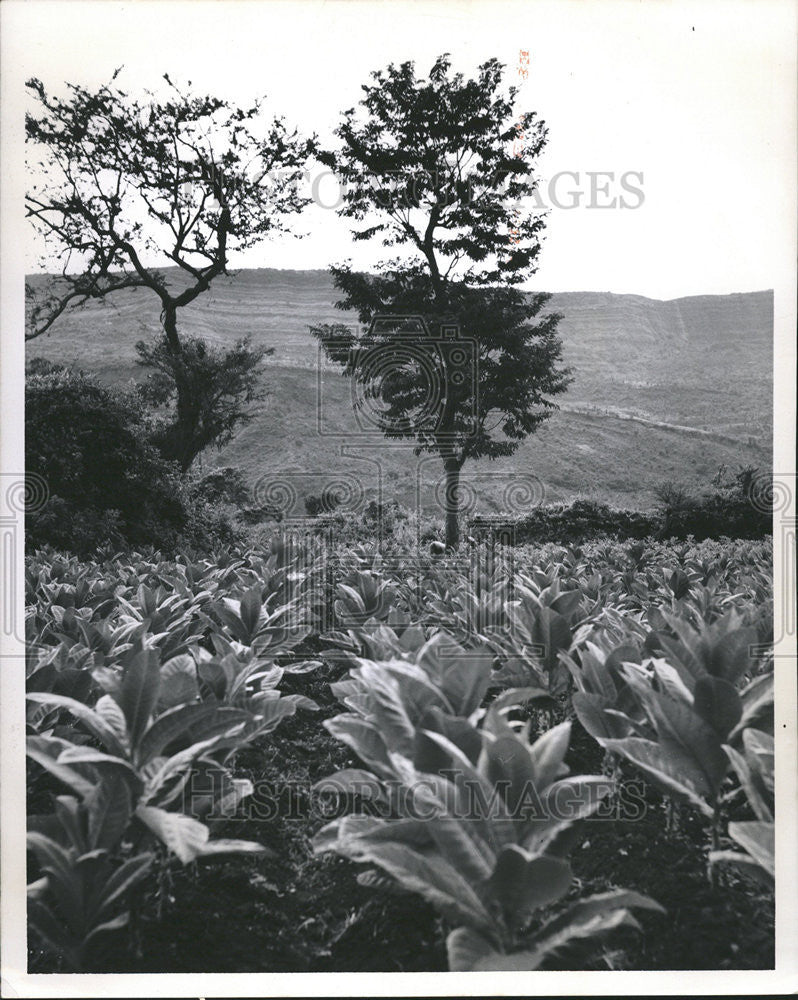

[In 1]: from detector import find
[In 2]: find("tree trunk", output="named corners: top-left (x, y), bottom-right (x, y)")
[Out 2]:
top-left (174, 378), bottom-right (200, 473)
top-left (160, 303), bottom-right (197, 473)
top-left (444, 459), bottom-right (462, 550)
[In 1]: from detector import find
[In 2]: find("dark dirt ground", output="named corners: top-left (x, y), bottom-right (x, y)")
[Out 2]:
top-left (28, 658), bottom-right (775, 974)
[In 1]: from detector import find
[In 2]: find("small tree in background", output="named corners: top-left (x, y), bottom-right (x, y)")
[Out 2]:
top-left (135, 334), bottom-right (272, 472)
top-left (25, 71), bottom-right (316, 468)
top-left (312, 54), bottom-right (571, 547)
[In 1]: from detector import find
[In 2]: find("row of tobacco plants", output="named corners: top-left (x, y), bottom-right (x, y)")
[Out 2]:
top-left (25, 533), bottom-right (774, 970)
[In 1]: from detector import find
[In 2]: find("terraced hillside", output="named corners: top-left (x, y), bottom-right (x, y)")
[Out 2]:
top-left (26, 270), bottom-right (772, 512)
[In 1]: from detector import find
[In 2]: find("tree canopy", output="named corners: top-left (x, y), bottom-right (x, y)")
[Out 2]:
top-left (26, 71), bottom-right (316, 339)
top-left (313, 54), bottom-right (571, 547)
top-left (26, 71), bottom-right (316, 472)
top-left (319, 54), bottom-right (549, 290)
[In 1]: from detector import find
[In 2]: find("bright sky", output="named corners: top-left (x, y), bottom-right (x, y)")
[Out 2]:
top-left (4, 0), bottom-right (796, 299)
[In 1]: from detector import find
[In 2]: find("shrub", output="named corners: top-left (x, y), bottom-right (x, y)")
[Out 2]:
top-left (193, 466), bottom-right (252, 507)
top-left (654, 466), bottom-right (771, 540)
top-left (25, 365), bottom-right (242, 555)
top-left (286, 485), bottom-right (771, 552)
top-left (305, 486), bottom-right (346, 517)
top-left (503, 499), bottom-right (659, 545)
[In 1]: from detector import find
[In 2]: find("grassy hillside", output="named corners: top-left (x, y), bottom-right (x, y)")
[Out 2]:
top-left (26, 269), bottom-right (772, 512)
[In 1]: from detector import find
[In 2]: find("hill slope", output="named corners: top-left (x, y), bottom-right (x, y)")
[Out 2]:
top-left (26, 270), bottom-right (772, 514)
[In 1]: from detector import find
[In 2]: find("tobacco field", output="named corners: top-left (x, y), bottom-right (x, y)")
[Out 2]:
top-left (25, 533), bottom-right (775, 972)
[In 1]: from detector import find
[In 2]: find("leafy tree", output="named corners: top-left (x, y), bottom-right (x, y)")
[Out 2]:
top-left (25, 71), bottom-right (315, 467)
top-left (312, 54), bottom-right (571, 547)
top-left (135, 333), bottom-right (271, 472)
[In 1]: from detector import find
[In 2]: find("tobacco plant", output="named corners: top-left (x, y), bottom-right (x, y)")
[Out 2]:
top-left (315, 692), bottom-right (663, 969)
top-left (28, 784), bottom-right (154, 970)
top-left (710, 728), bottom-right (774, 885)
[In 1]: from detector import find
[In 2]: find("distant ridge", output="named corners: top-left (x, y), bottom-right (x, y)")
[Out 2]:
top-left (26, 269), bottom-right (772, 510)
top-left (26, 265), bottom-right (774, 302)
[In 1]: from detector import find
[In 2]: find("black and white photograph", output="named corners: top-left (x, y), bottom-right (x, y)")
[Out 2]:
top-left (1, 0), bottom-right (796, 995)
